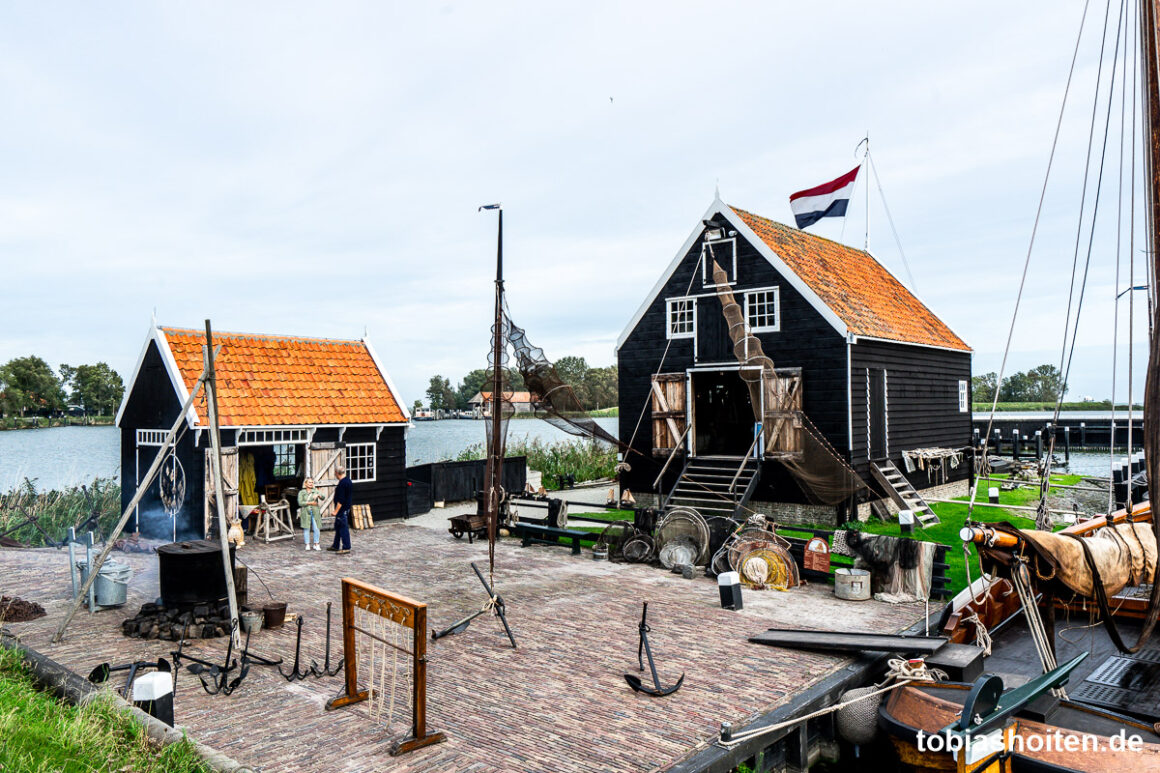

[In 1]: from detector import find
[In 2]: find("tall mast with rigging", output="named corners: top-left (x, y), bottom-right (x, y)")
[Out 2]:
top-left (481, 203), bottom-right (504, 578)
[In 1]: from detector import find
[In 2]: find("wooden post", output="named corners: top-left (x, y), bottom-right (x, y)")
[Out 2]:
top-left (1035, 430), bottom-right (1043, 460)
top-left (1012, 429), bottom-right (1021, 460)
top-left (204, 321), bottom-right (241, 647)
top-left (1080, 422), bottom-right (1086, 447)
top-left (993, 429), bottom-right (1003, 456)
top-left (1063, 426), bottom-right (1071, 461)
top-left (53, 357), bottom-right (214, 642)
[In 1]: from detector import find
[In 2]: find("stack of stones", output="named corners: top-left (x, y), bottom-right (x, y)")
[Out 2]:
top-left (121, 601), bottom-right (232, 641)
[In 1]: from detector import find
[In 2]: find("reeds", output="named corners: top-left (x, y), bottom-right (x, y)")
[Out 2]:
top-left (454, 437), bottom-right (617, 489)
top-left (0, 477), bottom-right (121, 547)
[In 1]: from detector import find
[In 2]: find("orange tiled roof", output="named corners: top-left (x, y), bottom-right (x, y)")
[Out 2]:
top-left (478, 391), bottom-right (536, 404)
top-left (160, 327), bottom-right (406, 426)
top-left (732, 207), bottom-right (970, 351)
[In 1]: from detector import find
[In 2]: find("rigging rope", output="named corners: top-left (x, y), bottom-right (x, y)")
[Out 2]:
top-left (968, 0), bottom-right (1093, 523)
top-left (867, 151), bottom-right (918, 293)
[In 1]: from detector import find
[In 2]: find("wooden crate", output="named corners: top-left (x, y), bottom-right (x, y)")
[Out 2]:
top-left (351, 504), bottom-right (374, 530)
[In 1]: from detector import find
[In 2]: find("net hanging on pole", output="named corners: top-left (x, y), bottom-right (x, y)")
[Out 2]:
top-left (503, 301), bottom-right (619, 447)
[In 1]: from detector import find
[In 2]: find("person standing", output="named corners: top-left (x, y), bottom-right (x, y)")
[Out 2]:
top-left (327, 463), bottom-right (353, 554)
top-left (297, 478), bottom-right (323, 551)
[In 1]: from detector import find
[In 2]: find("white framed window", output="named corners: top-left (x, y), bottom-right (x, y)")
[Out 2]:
top-left (701, 238), bottom-right (737, 287)
top-left (345, 443), bottom-right (376, 482)
top-left (272, 444), bottom-right (297, 478)
top-left (744, 288), bottom-right (781, 333)
top-left (958, 380), bottom-right (969, 413)
top-left (666, 298), bottom-right (695, 339)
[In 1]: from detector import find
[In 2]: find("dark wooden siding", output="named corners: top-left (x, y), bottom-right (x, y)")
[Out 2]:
top-left (618, 229), bottom-right (849, 503)
top-left (120, 339), bottom-right (409, 536)
top-left (849, 339), bottom-right (972, 491)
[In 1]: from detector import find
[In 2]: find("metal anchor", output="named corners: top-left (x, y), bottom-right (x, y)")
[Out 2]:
top-left (624, 602), bottom-right (684, 697)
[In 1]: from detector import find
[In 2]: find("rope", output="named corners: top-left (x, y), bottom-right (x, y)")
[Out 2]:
top-left (964, 610), bottom-right (994, 656)
top-left (1011, 561), bottom-right (1066, 699)
top-left (716, 658), bottom-right (945, 749)
top-left (866, 152), bottom-right (918, 293)
top-left (969, 0), bottom-right (1093, 522)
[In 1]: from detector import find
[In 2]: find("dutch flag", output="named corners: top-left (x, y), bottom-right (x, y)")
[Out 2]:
top-left (788, 165), bottom-right (861, 229)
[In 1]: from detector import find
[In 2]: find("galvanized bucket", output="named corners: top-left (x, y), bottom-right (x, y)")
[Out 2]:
top-left (834, 567), bottom-right (871, 601)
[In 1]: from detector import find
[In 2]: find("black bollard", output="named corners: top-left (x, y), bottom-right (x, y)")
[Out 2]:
top-left (1063, 426), bottom-right (1070, 462)
top-left (993, 429), bottom-right (1003, 456)
top-left (1113, 462), bottom-right (1128, 509)
top-left (1035, 430), bottom-right (1043, 460)
top-left (1012, 430), bottom-right (1021, 460)
top-left (1080, 422), bottom-right (1086, 447)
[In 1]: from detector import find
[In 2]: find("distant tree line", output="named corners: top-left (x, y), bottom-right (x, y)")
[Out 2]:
top-left (424, 356), bottom-right (617, 412)
top-left (0, 356), bottom-right (125, 417)
top-left (972, 364), bottom-right (1066, 403)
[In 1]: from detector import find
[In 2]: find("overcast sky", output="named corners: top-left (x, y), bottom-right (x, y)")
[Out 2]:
top-left (0, 1), bottom-right (1151, 406)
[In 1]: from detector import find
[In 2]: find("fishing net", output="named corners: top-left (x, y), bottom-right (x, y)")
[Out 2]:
top-left (621, 534), bottom-right (656, 563)
top-left (843, 531), bottom-right (935, 603)
top-left (659, 537), bottom-right (699, 569)
top-left (503, 303), bottom-right (619, 447)
top-left (709, 259), bottom-right (869, 505)
top-left (596, 521), bottom-right (636, 560)
top-left (737, 546), bottom-right (799, 590)
top-left (655, 507), bottom-right (711, 565)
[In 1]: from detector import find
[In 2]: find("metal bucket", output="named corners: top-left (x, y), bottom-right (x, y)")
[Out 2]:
top-left (263, 602), bottom-right (288, 629)
top-left (78, 560), bottom-right (132, 607)
top-left (240, 610), bottom-right (264, 634)
top-left (834, 568), bottom-right (871, 601)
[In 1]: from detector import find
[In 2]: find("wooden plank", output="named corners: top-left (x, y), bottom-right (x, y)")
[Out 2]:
top-left (749, 628), bottom-right (947, 654)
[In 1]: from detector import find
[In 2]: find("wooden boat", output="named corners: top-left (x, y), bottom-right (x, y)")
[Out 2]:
top-left (880, 680), bottom-right (1160, 772)
top-left (881, 2), bottom-right (1160, 769)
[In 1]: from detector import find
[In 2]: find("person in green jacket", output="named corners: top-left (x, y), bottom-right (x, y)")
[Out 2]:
top-left (298, 478), bottom-right (323, 551)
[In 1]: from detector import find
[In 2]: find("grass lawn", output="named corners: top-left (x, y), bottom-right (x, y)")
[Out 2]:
top-left (0, 645), bottom-right (212, 773)
top-left (852, 473), bottom-right (1082, 594)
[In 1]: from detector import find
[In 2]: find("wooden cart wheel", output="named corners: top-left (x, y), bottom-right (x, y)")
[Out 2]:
top-left (450, 528), bottom-right (464, 539)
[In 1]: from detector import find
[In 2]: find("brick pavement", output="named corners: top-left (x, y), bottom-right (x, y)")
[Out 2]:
top-left (0, 523), bottom-right (923, 773)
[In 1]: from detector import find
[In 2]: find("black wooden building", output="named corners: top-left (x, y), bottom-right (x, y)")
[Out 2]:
top-left (616, 198), bottom-right (972, 524)
top-left (116, 325), bottom-right (411, 539)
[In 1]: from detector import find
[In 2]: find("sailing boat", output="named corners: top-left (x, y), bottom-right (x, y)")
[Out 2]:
top-left (880, 1), bottom-right (1160, 769)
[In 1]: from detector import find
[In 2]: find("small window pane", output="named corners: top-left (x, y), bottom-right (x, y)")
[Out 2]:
top-left (273, 444), bottom-right (297, 478)
top-left (667, 299), bottom-right (694, 338)
top-left (346, 443), bottom-right (376, 482)
top-left (746, 289), bottom-right (779, 332)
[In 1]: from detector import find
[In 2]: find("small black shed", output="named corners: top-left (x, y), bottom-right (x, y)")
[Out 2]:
top-left (116, 325), bottom-right (411, 539)
top-left (616, 197), bottom-right (973, 525)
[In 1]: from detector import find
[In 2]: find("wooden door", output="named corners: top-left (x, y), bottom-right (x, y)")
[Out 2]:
top-left (868, 369), bottom-right (887, 461)
top-left (696, 298), bottom-right (730, 363)
top-left (650, 374), bottom-right (687, 456)
top-left (204, 447), bottom-right (239, 537)
top-left (763, 368), bottom-right (803, 457)
top-left (309, 442), bottom-right (346, 523)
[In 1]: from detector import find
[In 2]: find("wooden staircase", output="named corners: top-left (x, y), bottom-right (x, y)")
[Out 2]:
top-left (869, 459), bottom-right (939, 527)
top-left (662, 456), bottom-right (761, 520)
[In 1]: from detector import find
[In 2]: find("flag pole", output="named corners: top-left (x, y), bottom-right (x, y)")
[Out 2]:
top-left (863, 131), bottom-right (870, 251)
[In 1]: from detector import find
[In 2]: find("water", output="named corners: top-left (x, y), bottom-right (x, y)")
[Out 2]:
top-left (405, 417), bottom-right (619, 465)
top-left (0, 418), bottom-right (621, 492)
top-left (0, 426), bottom-right (121, 492)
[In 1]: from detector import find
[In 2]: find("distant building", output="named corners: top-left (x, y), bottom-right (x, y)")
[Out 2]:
top-left (616, 196), bottom-right (972, 525)
top-left (467, 391), bottom-right (537, 418)
top-left (116, 324), bottom-right (410, 539)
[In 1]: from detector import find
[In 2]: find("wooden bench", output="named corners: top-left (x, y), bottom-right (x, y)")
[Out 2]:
top-left (513, 523), bottom-right (588, 555)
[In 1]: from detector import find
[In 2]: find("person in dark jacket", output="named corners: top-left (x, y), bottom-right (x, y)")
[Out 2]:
top-left (327, 464), bottom-right (353, 554)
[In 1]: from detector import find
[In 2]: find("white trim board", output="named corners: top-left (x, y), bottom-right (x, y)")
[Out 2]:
top-left (615, 197), bottom-right (848, 353)
top-left (115, 324), bottom-right (196, 428)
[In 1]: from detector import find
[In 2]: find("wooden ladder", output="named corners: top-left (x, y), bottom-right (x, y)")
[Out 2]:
top-left (870, 460), bottom-right (939, 527)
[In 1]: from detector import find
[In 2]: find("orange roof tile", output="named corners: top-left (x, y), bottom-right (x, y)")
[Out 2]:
top-left (731, 207), bottom-right (970, 351)
top-left (160, 327), bottom-right (406, 427)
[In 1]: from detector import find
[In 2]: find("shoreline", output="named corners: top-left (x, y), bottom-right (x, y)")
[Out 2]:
top-left (0, 418), bottom-right (114, 431)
